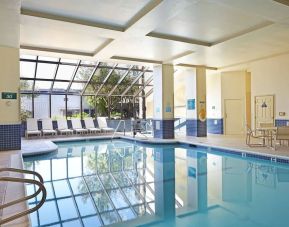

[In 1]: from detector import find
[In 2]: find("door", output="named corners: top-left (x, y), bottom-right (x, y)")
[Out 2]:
top-left (225, 99), bottom-right (243, 135)
top-left (255, 95), bottom-right (274, 128)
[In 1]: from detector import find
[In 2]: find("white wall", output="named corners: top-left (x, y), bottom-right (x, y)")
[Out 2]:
top-left (206, 73), bottom-right (222, 119)
top-left (250, 54), bottom-right (289, 123)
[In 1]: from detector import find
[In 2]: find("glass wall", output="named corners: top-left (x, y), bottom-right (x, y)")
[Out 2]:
top-left (20, 55), bottom-right (153, 120)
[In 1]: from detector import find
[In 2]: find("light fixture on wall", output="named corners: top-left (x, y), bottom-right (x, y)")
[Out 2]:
top-left (261, 102), bottom-right (267, 108)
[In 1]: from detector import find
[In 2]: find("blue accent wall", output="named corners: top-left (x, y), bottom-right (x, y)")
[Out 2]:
top-left (0, 124), bottom-right (21, 151)
top-left (153, 119), bottom-right (174, 139)
top-left (207, 118), bottom-right (224, 134)
top-left (186, 119), bottom-right (207, 137)
top-left (275, 119), bottom-right (289, 127)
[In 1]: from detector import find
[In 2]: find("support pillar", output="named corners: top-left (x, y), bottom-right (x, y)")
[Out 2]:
top-left (154, 147), bottom-right (175, 222)
top-left (0, 1), bottom-right (21, 151)
top-left (153, 65), bottom-right (174, 139)
top-left (185, 68), bottom-right (207, 137)
top-left (187, 150), bottom-right (208, 212)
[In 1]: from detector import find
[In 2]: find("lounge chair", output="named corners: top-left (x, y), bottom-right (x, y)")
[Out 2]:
top-left (25, 118), bottom-right (41, 138)
top-left (56, 119), bottom-right (73, 135)
top-left (97, 117), bottom-right (114, 133)
top-left (84, 117), bottom-right (101, 134)
top-left (41, 118), bottom-right (57, 136)
top-left (71, 118), bottom-right (88, 134)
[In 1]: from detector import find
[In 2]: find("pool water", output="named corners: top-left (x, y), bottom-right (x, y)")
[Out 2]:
top-left (24, 139), bottom-right (289, 227)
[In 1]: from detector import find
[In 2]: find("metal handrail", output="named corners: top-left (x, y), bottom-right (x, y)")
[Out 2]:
top-left (0, 168), bottom-right (44, 209)
top-left (0, 169), bottom-right (47, 225)
top-left (111, 120), bottom-right (126, 140)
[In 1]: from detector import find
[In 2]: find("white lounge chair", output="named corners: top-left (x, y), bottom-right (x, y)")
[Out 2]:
top-left (56, 119), bottom-right (73, 135)
top-left (84, 117), bottom-right (101, 134)
top-left (97, 117), bottom-right (114, 133)
top-left (71, 118), bottom-right (88, 134)
top-left (41, 118), bottom-right (57, 136)
top-left (26, 118), bottom-right (41, 138)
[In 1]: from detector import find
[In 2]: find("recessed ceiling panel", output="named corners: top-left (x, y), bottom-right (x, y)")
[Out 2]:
top-left (22, 0), bottom-right (150, 28)
top-left (21, 15), bottom-right (112, 53)
top-left (151, 1), bottom-right (271, 44)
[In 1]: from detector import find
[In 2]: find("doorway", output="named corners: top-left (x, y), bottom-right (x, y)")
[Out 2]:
top-left (224, 99), bottom-right (243, 135)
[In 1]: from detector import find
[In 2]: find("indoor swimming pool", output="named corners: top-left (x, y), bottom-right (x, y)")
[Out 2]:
top-left (23, 139), bottom-right (289, 227)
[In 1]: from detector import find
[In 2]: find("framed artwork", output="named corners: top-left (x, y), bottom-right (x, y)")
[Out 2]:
top-left (255, 164), bottom-right (276, 188)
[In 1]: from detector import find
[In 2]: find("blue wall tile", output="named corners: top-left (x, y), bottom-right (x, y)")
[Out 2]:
top-left (275, 119), bottom-right (289, 127)
top-left (207, 118), bottom-right (224, 134)
top-left (153, 119), bottom-right (174, 139)
top-left (0, 124), bottom-right (21, 151)
top-left (186, 119), bottom-right (207, 137)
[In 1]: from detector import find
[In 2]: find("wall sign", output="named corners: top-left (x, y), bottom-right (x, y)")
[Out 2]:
top-left (1, 92), bottom-right (17, 100)
top-left (187, 99), bottom-right (195, 110)
top-left (165, 106), bottom-right (172, 112)
top-left (188, 167), bottom-right (196, 178)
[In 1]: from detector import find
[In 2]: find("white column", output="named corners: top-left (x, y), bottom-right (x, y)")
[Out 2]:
top-left (185, 68), bottom-right (207, 137)
top-left (153, 64), bottom-right (174, 139)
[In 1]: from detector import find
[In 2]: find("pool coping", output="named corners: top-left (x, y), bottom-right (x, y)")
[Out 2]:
top-left (21, 135), bottom-right (289, 165)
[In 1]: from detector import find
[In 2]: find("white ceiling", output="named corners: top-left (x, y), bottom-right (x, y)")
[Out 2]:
top-left (19, 0), bottom-right (289, 68)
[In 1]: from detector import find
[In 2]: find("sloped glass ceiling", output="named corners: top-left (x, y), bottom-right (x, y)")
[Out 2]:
top-left (20, 55), bottom-right (153, 98)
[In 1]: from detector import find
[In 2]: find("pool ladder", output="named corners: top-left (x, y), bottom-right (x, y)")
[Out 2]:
top-left (0, 168), bottom-right (46, 225)
top-left (111, 120), bottom-right (126, 140)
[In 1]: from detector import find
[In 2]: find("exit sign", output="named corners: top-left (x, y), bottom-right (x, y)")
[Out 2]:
top-left (1, 92), bottom-right (17, 100)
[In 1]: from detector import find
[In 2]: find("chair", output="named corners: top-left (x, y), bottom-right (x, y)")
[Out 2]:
top-left (71, 118), bottom-right (88, 134)
top-left (274, 127), bottom-right (289, 150)
top-left (246, 125), bottom-right (267, 147)
top-left (41, 118), bottom-right (57, 136)
top-left (84, 117), bottom-right (101, 134)
top-left (25, 118), bottom-right (41, 138)
top-left (259, 122), bottom-right (274, 128)
top-left (56, 119), bottom-right (73, 135)
top-left (97, 117), bottom-right (114, 133)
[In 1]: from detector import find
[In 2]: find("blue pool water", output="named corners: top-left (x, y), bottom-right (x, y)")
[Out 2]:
top-left (24, 139), bottom-right (289, 227)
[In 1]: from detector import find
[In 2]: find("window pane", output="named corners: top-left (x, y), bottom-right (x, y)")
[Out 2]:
top-left (70, 82), bottom-right (85, 93)
top-left (99, 69), bottom-right (125, 94)
top-left (20, 80), bottom-right (33, 91)
top-left (56, 65), bottom-right (76, 80)
top-left (74, 66), bottom-right (93, 81)
top-left (34, 81), bottom-right (52, 91)
top-left (53, 82), bottom-right (69, 91)
top-left (51, 95), bottom-right (65, 119)
top-left (81, 60), bottom-right (96, 66)
top-left (20, 94), bottom-right (32, 121)
top-left (83, 68), bottom-right (103, 94)
top-left (34, 94), bottom-right (49, 119)
top-left (37, 63), bottom-right (56, 79)
top-left (67, 95), bottom-right (80, 118)
top-left (20, 62), bottom-right (35, 78)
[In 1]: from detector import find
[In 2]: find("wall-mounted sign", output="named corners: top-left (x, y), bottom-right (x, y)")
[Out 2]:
top-left (1, 92), bottom-right (17, 100)
top-left (187, 99), bottom-right (195, 110)
top-left (165, 106), bottom-right (172, 113)
top-left (156, 107), bottom-right (160, 113)
top-left (188, 167), bottom-right (196, 178)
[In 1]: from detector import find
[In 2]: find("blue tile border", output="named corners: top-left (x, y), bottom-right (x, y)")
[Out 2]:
top-left (275, 119), bottom-right (289, 127)
top-left (207, 118), bottom-right (223, 134)
top-left (186, 119), bottom-right (207, 137)
top-left (0, 124), bottom-right (21, 151)
top-left (153, 119), bottom-right (174, 139)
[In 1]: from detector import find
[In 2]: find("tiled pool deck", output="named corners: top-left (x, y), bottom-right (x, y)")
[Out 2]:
top-left (1, 133), bottom-right (289, 227)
